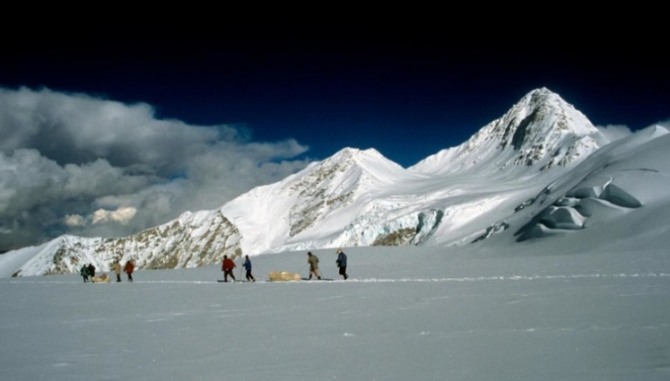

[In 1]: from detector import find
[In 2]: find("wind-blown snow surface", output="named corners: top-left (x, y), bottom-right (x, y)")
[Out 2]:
top-left (2, 244), bottom-right (669, 381)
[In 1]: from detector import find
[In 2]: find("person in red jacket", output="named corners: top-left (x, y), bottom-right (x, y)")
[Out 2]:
top-left (124, 260), bottom-right (135, 282)
top-left (222, 255), bottom-right (236, 282)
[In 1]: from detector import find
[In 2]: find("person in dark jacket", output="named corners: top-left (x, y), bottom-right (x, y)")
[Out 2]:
top-left (242, 255), bottom-right (255, 282)
top-left (336, 248), bottom-right (348, 280)
top-left (80, 264), bottom-right (90, 283)
top-left (87, 263), bottom-right (96, 278)
top-left (222, 255), bottom-right (236, 282)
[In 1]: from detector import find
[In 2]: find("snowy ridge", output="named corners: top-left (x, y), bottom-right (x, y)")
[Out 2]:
top-left (4, 209), bottom-right (242, 277)
top-left (513, 125), bottom-right (669, 242)
top-left (221, 147), bottom-right (418, 254)
top-left (2, 88), bottom-right (669, 278)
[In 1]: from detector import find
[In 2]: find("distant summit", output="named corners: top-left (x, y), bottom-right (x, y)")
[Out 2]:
top-left (410, 88), bottom-right (609, 176)
top-left (219, 147), bottom-right (419, 254)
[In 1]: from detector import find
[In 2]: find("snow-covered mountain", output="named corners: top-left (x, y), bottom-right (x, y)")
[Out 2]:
top-left (2, 88), bottom-right (668, 277)
top-left (410, 87), bottom-right (609, 176)
top-left (219, 147), bottom-right (423, 254)
top-left (1, 209), bottom-right (242, 277)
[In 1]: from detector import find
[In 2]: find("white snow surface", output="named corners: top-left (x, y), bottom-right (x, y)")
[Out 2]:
top-left (1, 245), bottom-right (669, 381)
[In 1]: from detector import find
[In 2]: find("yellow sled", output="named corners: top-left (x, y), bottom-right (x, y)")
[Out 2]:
top-left (90, 274), bottom-right (111, 283)
top-left (268, 271), bottom-right (301, 282)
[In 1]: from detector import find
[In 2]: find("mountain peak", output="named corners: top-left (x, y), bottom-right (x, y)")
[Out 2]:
top-left (322, 147), bottom-right (406, 178)
top-left (328, 147), bottom-right (387, 163)
top-left (522, 87), bottom-right (561, 102)
top-left (218, 146), bottom-right (411, 254)
top-left (519, 87), bottom-right (575, 106)
top-left (410, 88), bottom-right (608, 176)
top-left (505, 87), bottom-right (598, 137)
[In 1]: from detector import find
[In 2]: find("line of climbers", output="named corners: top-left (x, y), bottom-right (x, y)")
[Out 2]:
top-left (80, 260), bottom-right (134, 283)
top-left (77, 248), bottom-right (349, 283)
top-left (221, 249), bottom-right (348, 282)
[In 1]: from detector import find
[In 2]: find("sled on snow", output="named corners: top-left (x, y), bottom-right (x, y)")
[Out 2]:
top-left (267, 271), bottom-right (301, 282)
top-left (90, 274), bottom-right (111, 283)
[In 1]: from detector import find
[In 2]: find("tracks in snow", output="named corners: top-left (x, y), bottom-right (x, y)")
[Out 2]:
top-left (7, 272), bottom-right (670, 285)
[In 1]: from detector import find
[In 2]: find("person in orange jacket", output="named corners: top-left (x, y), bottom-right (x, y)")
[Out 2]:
top-left (124, 260), bottom-right (135, 282)
top-left (222, 255), bottom-right (236, 282)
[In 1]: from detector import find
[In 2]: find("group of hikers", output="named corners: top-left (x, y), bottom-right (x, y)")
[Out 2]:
top-left (80, 259), bottom-right (134, 283)
top-left (221, 248), bottom-right (348, 282)
top-left (221, 255), bottom-right (254, 282)
top-left (79, 249), bottom-right (348, 283)
top-left (308, 248), bottom-right (348, 280)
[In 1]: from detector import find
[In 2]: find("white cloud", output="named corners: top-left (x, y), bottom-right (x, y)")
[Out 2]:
top-left (64, 214), bottom-right (85, 227)
top-left (0, 86), bottom-right (310, 250)
top-left (91, 207), bottom-right (137, 225)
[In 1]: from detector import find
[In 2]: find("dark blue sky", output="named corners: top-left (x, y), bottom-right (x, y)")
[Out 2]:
top-left (3, 34), bottom-right (668, 167)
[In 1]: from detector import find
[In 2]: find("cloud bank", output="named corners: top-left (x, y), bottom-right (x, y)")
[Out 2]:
top-left (0, 87), bottom-right (310, 251)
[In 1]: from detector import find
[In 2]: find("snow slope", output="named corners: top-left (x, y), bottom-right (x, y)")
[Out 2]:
top-left (1, 244), bottom-right (669, 380)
